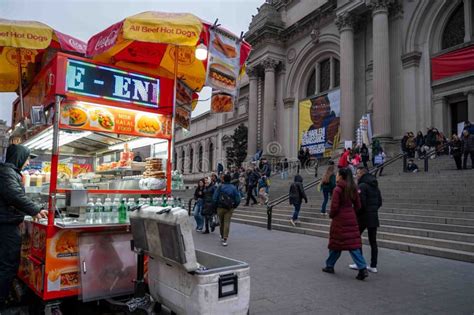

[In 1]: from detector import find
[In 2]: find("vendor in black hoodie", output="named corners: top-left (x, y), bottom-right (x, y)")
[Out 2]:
top-left (0, 144), bottom-right (48, 306)
top-left (350, 166), bottom-right (382, 274)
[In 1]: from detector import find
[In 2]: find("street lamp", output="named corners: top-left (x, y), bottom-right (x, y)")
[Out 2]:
top-left (195, 41), bottom-right (208, 61)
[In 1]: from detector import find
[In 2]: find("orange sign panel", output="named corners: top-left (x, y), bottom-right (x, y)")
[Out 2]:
top-left (59, 102), bottom-right (172, 138)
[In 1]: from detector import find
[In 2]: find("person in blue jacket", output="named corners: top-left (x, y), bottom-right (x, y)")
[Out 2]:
top-left (213, 174), bottom-right (241, 246)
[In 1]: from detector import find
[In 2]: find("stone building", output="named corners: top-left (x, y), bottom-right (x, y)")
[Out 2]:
top-left (174, 77), bottom-right (250, 181)
top-left (246, 0), bottom-right (474, 159)
top-left (175, 0), bottom-right (474, 178)
top-left (0, 120), bottom-right (10, 160)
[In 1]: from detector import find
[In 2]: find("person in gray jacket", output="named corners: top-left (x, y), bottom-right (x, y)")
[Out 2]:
top-left (289, 175), bottom-right (308, 226)
top-left (0, 144), bottom-right (48, 307)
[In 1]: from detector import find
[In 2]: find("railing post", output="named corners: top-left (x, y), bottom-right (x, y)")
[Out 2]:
top-left (424, 156), bottom-right (429, 172)
top-left (267, 205), bottom-right (272, 230)
top-left (403, 154), bottom-right (407, 172)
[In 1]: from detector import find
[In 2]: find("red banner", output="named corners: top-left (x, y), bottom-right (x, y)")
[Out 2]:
top-left (431, 44), bottom-right (474, 81)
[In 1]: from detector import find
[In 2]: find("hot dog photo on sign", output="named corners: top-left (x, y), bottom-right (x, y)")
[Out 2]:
top-left (206, 27), bottom-right (241, 113)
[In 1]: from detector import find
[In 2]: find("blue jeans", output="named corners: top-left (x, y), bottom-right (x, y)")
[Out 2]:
top-left (321, 190), bottom-right (330, 213)
top-left (193, 200), bottom-right (204, 230)
top-left (281, 170), bottom-right (288, 179)
top-left (325, 249), bottom-right (367, 269)
top-left (291, 203), bottom-right (301, 221)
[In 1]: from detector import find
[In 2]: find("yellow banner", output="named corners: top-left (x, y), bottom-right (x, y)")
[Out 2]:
top-left (123, 12), bottom-right (202, 46)
top-left (298, 99), bottom-right (312, 149)
top-left (0, 47), bottom-right (39, 91)
top-left (0, 19), bottom-right (52, 49)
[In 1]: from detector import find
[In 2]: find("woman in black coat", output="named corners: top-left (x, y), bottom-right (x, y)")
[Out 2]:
top-left (201, 178), bottom-right (217, 234)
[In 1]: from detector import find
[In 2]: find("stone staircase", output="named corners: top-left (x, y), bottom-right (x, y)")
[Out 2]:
top-left (232, 155), bottom-right (474, 263)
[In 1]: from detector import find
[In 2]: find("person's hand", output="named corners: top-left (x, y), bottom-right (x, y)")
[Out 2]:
top-left (34, 209), bottom-right (49, 220)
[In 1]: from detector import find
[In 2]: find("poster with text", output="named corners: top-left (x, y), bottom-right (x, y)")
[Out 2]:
top-left (206, 27), bottom-right (241, 113)
top-left (298, 89), bottom-right (341, 157)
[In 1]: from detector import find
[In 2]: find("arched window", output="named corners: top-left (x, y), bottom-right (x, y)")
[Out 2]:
top-left (189, 148), bottom-right (194, 173)
top-left (181, 150), bottom-right (185, 173)
top-left (198, 145), bottom-right (203, 172)
top-left (208, 142), bottom-right (214, 171)
top-left (305, 57), bottom-right (340, 98)
top-left (442, 4), bottom-right (465, 50)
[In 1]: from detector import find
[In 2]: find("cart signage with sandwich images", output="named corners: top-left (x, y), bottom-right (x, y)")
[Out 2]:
top-left (206, 27), bottom-right (241, 113)
top-left (66, 59), bottom-right (160, 109)
top-left (59, 101), bottom-right (172, 138)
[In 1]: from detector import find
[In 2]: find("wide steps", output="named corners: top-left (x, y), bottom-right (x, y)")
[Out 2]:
top-left (231, 217), bottom-right (474, 263)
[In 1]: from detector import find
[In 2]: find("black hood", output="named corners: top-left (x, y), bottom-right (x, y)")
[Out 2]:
top-left (294, 175), bottom-right (303, 183)
top-left (5, 144), bottom-right (31, 170)
top-left (359, 173), bottom-right (378, 187)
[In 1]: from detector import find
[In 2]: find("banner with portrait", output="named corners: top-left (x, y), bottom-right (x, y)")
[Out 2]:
top-left (298, 89), bottom-right (341, 157)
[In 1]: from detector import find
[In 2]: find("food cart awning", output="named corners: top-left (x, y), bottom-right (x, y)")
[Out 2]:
top-left (86, 11), bottom-right (251, 92)
top-left (0, 18), bottom-right (86, 92)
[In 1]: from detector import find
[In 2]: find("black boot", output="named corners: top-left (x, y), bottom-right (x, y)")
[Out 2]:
top-left (356, 268), bottom-right (368, 280)
top-left (322, 267), bottom-right (335, 274)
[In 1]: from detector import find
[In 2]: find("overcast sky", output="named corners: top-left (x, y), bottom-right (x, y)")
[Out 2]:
top-left (0, 0), bottom-right (263, 125)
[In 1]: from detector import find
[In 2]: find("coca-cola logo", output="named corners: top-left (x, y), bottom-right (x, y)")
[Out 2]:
top-left (68, 38), bottom-right (86, 52)
top-left (94, 29), bottom-right (119, 52)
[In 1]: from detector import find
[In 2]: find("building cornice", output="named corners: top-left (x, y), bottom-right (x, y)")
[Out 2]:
top-left (401, 51), bottom-right (422, 69)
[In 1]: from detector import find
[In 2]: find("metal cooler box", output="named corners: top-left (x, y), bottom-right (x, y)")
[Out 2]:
top-left (130, 206), bottom-right (250, 315)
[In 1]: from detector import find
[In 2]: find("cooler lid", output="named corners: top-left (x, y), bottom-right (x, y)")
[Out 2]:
top-left (129, 206), bottom-right (198, 272)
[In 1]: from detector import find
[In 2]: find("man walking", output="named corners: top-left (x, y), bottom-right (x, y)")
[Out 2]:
top-left (0, 144), bottom-right (48, 308)
top-left (244, 167), bottom-right (259, 206)
top-left (349, 166), bottom-right (382, 273)
top-left (213, 174), bottom-right (241, 246)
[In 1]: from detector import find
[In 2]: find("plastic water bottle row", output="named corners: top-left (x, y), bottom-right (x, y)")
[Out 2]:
top-left (85, 196), bottom-right (184, 224)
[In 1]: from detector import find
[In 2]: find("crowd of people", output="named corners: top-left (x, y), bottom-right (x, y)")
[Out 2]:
top-left (401, 122), bottom-right (474, 170)
top-left (192, 158), bottom-right (273, 246)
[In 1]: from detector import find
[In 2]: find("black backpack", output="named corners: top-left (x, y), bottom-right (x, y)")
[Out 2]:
top-left (218, 187), bottom-right (234, 210)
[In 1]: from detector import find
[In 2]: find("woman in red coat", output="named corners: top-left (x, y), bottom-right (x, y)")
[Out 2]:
top-left (322, 168), bottom-right (369, 280)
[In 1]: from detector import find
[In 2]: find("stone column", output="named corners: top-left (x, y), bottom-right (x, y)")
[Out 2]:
top-left (315, 63), bottom-right (321, 95)
top-left (370, 0), bottom-right (391, 138)
top-left (467, 90), bottom-right (474, 122)
top-left (201, 139), bottom-right (207, 173)
top-left (432, 96), bottom-right (447, 135)
top-left (329, 57), bottom-right (335, 90)
top-left (262, 58), bottom-right (278, 155)
top-left (247, 67), bottom-right (259, 159)
top-left (191, 143), bottom-right (198, 174)
top-left (183, 145), bottom-right (190, 174)
top-left (464, 0), bottom-right (473, 42)
top-left (336, 13), bottom-right (356, 142)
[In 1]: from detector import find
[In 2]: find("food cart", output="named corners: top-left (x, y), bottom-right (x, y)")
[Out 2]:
top-left (12, 52), bottom-right (178, 307)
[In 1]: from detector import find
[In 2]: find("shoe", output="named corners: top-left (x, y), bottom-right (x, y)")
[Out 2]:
top-left (322, 267), bottom-right (335, 274)
top-left (244, 203), bottom-right (249, 207)
top-left (202, 230), bottom-right (210, 234)
top-left (252, 202), bottom-right (258, 205)
top-left (289, 219), bottom-right (295, 227)
top-left (222, 239), bottom-right (228, 246)
top-left (356, 268), bottom-right (369, 280)
top-left (348, 264), bottom-right (358, 270)
top-left (367, 267), bottom-right (378, 273)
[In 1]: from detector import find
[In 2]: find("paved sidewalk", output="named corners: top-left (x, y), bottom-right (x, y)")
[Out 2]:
top-left (193, 222), bottom-right (474, 315)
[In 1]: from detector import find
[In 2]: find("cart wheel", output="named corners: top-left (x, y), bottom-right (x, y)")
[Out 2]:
top-left (154, 303), bottom-right (162, 313)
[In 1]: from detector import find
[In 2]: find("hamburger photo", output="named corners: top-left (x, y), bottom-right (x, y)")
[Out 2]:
top-left (208, 62), bottom-right (237, 92)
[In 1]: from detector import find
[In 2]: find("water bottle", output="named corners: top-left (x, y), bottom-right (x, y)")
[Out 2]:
top-left (94, 198), bottom-right (103, 224)
top-left (118, 199), bottom-right (127, 224)
top-left (146, 197), bottom-right (151, 206)
top-left (112, 198), bottom-right (120, 223)
top-left (104, 198), bottom-right (112, 223)
top-left (161, 195), bottom-right (168, 207)
top-left (153, 197), bottom-right (159, 206)
top-left (127, 198), bottom-right (135, 211)
top-left (86, 198), bottom-right (94, 224)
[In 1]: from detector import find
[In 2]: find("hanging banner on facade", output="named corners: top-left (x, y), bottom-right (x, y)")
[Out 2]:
top-left (298, 89), bottom-right (341, 157)
top-left (358, 113), bottom-right (373, 145)
top-left (206, 27), bottom-right (241, 113)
